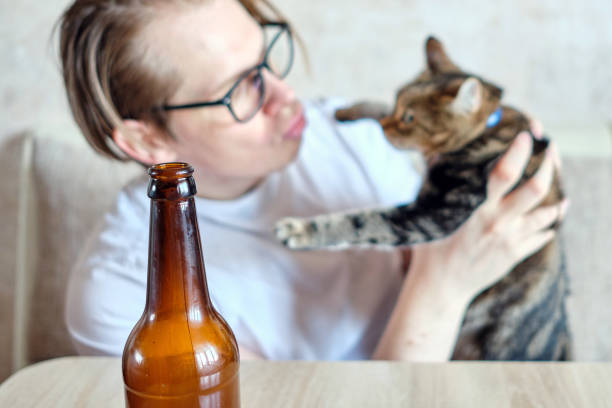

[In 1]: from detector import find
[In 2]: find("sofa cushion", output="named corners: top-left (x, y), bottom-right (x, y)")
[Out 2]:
top-left (25, 134), bottom-right (141, 363)
top-left (561, 156), bottom-right (612, 360)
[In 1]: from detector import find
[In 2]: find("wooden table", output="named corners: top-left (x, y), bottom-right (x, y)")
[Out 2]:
top-left (1, 357), bottom-right (611, 407)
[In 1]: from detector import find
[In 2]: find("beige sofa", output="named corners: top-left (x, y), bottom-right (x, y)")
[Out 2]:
top-left (1, 130), bottom-right (611, 382)
top-left (0, 133), bottom-right (140, 381)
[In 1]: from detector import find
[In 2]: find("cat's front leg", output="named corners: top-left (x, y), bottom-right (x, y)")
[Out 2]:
top-left (335, 102), bottom-right (390, 122)
top-left (274, 216), bottom-right (326, 250)
top-left (275, 207), bottom-right (415, 250)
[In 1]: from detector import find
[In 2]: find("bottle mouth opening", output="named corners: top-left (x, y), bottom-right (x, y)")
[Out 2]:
top-left (148, 162), bottom-right (194, 179)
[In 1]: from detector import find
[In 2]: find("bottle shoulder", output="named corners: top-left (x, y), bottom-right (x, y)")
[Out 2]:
top-left (123, 311), bottom-right (240, 393)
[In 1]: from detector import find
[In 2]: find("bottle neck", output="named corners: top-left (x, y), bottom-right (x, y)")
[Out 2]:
top-left (145, 196), bottom-right (213, 315)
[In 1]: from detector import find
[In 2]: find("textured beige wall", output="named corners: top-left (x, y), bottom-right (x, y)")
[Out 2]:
top-left (1, 0), bottom-right (78, 143)
top-left (283, 0), bottom-right (612, 128)
top-left (1, 0), bottom-right (611, 146)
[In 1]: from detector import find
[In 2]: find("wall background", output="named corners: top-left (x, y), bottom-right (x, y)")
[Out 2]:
top-left (1, 0), bottom-right (611, 152)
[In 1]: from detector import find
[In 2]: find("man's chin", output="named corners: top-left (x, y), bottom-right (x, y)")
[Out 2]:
top-left (273, 142), bottom-right (302, 172)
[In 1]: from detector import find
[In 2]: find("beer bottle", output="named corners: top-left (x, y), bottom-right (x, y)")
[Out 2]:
top-left (122, 163), bottom-right (240, 407)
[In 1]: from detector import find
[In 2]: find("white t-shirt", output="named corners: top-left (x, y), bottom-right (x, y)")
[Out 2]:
top-left (65, 98), bottom-right (423, 360)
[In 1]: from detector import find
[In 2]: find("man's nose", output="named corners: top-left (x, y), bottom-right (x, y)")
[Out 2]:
top-left (261, 69), bottom-right (296, 116)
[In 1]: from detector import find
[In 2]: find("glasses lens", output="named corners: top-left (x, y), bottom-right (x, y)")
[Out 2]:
top-left (229, 68), bottom-right (265, 122)
top-left (265, 26), bottom-right (294, 79)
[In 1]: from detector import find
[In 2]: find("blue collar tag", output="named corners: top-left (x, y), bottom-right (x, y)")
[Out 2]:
top-left (486, 107), bottom-right (503, 128)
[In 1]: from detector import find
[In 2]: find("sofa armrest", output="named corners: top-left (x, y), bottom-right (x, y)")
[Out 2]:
top-left (13, 132), bottom-right (38, 373)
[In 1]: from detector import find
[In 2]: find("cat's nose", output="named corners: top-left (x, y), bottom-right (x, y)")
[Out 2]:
top-left (379, 116), bottom-right (396, 129)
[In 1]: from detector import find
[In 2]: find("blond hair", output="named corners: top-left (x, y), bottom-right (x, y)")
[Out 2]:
top-left (58, 0), bottom-right (286, 160)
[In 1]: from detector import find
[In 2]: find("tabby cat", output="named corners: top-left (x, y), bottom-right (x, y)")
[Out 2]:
top-left (275, 36), bottom-right (571, 360)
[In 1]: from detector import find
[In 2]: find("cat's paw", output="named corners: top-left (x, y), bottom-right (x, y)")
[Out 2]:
top-left (335, 107), bottom-right (362, 122)
top-left (274, 217), bottom-right (318, 250)
top-left (335, 102), bottom-right (390, 122)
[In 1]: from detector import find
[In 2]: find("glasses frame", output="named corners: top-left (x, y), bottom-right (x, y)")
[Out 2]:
top-left (161, 22), bottom-right (294, 123)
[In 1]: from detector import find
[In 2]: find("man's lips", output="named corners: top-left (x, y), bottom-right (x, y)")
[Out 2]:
top-left (283, 110), bottom-right (307, 140)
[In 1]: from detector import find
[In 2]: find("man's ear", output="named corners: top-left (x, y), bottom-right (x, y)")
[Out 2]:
top-left (112, 119), bottom-right (178, 165)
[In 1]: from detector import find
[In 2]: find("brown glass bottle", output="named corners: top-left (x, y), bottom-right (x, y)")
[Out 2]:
top-left (122, 163), bottom-right (240, 408)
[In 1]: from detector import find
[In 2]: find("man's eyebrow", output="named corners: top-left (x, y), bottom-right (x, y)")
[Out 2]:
top-left (205, 27), bottom-right (267, 98)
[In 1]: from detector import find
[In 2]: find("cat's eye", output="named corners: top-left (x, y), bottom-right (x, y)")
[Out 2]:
top-left (402, 112), bottom-right (415, 123)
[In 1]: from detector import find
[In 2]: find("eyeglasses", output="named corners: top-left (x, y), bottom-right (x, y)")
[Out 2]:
top-left (162, 22), bottom-right (294, 123)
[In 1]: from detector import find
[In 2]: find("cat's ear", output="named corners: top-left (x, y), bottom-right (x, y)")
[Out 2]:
top-left (426, 36), bottom-right (460, 73)
top-left (449, 77), bottom-right (483, 115)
